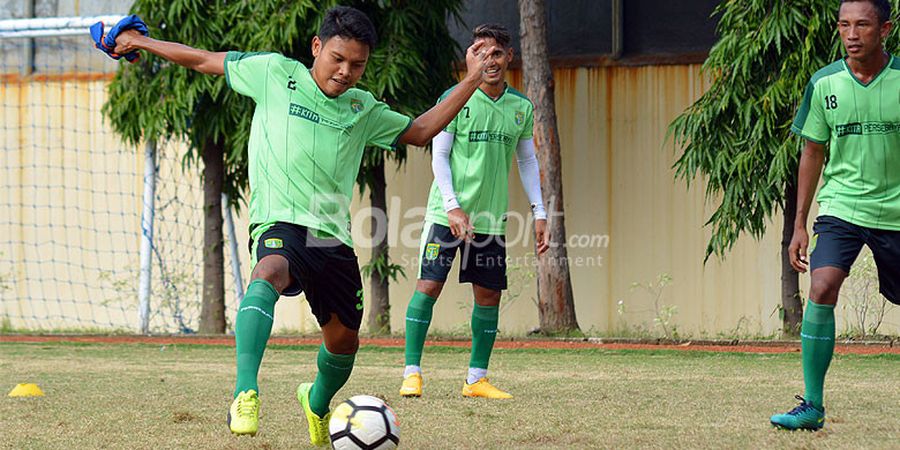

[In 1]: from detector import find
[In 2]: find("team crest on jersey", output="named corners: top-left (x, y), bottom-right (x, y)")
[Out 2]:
top-left (425, 243), bottom-right (441, 261)
top-left (264, 238), bottom-right (283, 249)
top-left (350, 98), bottom-right (365, 114)
top-left (515, 111), bottom-right (525, 125)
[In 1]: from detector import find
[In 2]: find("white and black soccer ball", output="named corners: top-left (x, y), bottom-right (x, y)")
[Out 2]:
top-left (329, 395), bottom-right (400, 450)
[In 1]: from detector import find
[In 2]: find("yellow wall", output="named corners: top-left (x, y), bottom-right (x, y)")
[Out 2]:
top-left (2, 65), bottom-right (898, 336)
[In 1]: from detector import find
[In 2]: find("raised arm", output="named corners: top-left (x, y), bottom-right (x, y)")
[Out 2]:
top-left (110, 29), bottom-right (226, 75)
top-left (398, 41), bottom-right (496, 146)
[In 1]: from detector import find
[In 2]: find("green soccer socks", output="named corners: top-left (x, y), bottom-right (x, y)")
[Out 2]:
top-left (469, 303), bottom-right (499, 375)
top-left (309, 344), bottom-right (356, 417)
top-left (234, 279), bottom-right (278, 397)
top-left (404, 291), bottom-right (437, 368)
top-left (801, 299), bottom-right (835, 409)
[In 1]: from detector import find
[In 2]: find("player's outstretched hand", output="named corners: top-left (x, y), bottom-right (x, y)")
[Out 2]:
top-left (90, 15), bottom-right (148, 63)
top-left (448, 208), bottom-right (474, 242)
top-left (789, 227), bottom-right (809, 273)
top-left (534, 219), bottom-right (550, 255)
top-left (464, 41), bottom-right (497, 82)
top-left (109, 29), bottom-right (144, 56)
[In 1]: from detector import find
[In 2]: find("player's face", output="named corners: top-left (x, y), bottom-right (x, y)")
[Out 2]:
top-left (311, 35), bottom-right (369, 97)
top-left (475, 37), bottom-right (513, 86)
top-left (838, 1), bottom-right (892, 62)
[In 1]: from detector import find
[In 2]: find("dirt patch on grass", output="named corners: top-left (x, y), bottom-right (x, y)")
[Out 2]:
top-left (2, 335), bottom-right (896, 354)
top-left (171, 411), bottom-right (198, 423)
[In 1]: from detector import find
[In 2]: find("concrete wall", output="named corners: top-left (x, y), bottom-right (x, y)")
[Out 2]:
top-left (6, 64), bottom-right (897, 336)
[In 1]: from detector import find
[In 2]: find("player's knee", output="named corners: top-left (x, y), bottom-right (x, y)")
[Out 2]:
top-left (415, 279), bottom-right (444, 299)
top-left (473, 286), bottom-right (501, 307)
top-left (251, 255), bottom-right (291, 293)
top-left (809, 275), bottom-right (843, 305)
top-left (326, 335), bottom-right (359, 355)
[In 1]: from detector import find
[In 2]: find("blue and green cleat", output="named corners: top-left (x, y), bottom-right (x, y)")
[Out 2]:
top-left (770, 395), bottom-right (825, 431)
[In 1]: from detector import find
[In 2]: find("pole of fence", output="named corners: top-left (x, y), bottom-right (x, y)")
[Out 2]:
top-left (21, 0), bottom-right (35, 76)
top-left (138, 140), bottom-right (157, 334)
top-left (222, 193), bottom-right (244, 304)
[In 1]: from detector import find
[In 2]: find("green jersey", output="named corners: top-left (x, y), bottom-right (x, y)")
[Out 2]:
top-left (792, 56), bottom-right (900, 230)
top-left (224, 52), bottom-right (412, 246)
top-left (424, 85), bottom-right (534, 235)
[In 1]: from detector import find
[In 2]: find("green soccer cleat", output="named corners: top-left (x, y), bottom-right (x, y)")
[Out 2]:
top-left (227, 389), bottom-right (260, 436)
top-left (297, 382), bottom-right (332, 446)
top-left (770, 395), bottom-right (826, 431)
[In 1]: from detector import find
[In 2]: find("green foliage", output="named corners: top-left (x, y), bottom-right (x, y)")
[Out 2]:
top-left (360, 250), bottom-right (406, 283)
top-left (841, 249), bottom-right (895, 338)
top-left (104, 0), bottom-right (462, 206)
top-left (668, 0), bottom-right (900, 260)
top-left (620, 273), bottom-right (678, 339)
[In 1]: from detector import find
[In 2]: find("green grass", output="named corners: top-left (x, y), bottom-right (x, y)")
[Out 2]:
top-left (1, 342), bottom-right (898, 449)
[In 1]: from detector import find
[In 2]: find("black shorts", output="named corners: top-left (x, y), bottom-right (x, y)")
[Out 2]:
top-left (810, 215), bottom-right (900, 305)
top-left (249, 222), bottom-right (364, 330)
top-left (417, 221), bottom-right (507, 291)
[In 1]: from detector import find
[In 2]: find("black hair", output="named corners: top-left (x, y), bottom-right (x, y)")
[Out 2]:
top-left (319, 6), bottom-right (378, 49)
top-left (840, 0), bottom-right (892, 24)
top-left (472, 23), bottom-right (511, 48)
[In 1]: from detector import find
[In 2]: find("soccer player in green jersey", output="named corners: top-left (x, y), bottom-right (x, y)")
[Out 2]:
top-left (399, 24), bottom-right (549, 400)
top-left (106, 6), bottom-right (496, 444)
top-left (771, 0), bottom-right (900, 431)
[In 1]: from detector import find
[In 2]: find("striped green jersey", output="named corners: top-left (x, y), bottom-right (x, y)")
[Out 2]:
top-left (424, 85), bottom-right (534, 235)
top-left (792, 55), bottom-right (900, 230)
top-left (224, 52), bottom-right (412, 246)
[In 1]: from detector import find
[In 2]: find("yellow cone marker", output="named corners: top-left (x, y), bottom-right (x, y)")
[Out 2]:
top-left (8, 383), bottom-right (44, 397)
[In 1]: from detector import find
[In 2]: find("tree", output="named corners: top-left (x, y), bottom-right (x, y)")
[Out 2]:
top-left (668, 0), bottom-right (900, 336)
top-left (349, 1), bottom-right (463, 335)
top-left (518, 0), bottom-right (580, 334)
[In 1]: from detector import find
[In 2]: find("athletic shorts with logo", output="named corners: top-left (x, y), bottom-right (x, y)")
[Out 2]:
top-left (810, 215), bottom-right (900, 305)
top-left (249, 222), bottom-right (364, 330)
top-left (417, 221), bottom-right (508, 291)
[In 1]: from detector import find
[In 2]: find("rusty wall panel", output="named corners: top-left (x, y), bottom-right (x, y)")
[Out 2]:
top-left (380, 65), bottom-right (898, 336)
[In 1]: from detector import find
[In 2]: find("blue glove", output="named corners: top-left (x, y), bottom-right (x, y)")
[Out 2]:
top-left (89, 15), bottom-right (149, 63)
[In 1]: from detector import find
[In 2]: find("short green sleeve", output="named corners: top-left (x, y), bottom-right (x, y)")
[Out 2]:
top-left (365, 101), bottom-right (413, 150)
top-left (437, 87), bottom-right (458, 134)
top-left (521, 105), bottom-right (534, 139)
top-left (224, 51), bottom-right (275, 101)
top-left (791, 80), bottom-right (830, 144)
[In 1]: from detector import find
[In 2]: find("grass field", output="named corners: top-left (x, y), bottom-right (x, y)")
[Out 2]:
top-left (2, 341), bottom-right (898, 449)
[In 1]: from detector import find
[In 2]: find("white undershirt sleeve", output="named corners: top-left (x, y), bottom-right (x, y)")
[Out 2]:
top-left (431, 131), bottom-right (461, 212)
top-left (516, 138), bottom-right (547, 219)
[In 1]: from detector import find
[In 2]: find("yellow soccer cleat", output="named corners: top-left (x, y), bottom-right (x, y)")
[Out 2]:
top-left (462, 378), bottom-right (513, 399)
top-left (296, 382), bottom-right (331, 446)
top-left (399, 372), bottom-right (423, 397)
top-left (227, 389), bottom-right (260, 436)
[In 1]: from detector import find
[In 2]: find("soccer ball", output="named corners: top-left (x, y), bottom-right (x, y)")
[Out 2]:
top-left (329, 395), bottom-right (400, 450)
